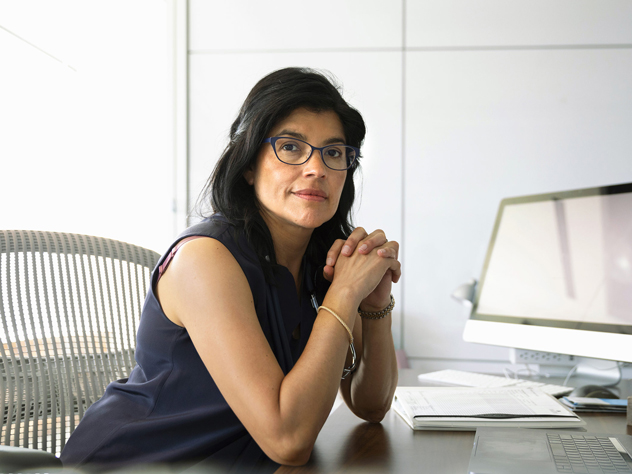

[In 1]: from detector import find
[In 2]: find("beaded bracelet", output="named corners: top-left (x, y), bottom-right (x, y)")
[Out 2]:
top-left (318, 305), bottom-right (357, 379)
top-left (358, 294), bottom-right (395, 320)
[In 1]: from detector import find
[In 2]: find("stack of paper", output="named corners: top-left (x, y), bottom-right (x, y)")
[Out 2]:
top-left (560, 396), bottom-right (627, 413)
top-left (393, 386), bottom-right (586, 431)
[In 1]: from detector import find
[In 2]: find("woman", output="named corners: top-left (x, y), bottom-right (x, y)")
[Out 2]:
top-left (61, 67), bottom-right (401, 472)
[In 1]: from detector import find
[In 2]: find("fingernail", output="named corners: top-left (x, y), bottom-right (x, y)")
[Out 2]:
top-left (326, 257), bottom-right (334, 266)
top-left (342, 245), bottom-right (352, 255)
top-left (359, 244), bottom-right (368, 253)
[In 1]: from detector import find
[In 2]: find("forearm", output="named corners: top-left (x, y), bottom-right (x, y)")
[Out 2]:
top-left (268, 290), bottom-right (360, 462)
top-left (261, 237), bottom-right (401, 457)
top-left (343, 313), bottom-right (398, 422)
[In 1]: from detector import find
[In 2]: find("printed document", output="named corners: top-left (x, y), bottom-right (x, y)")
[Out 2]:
top-left (393, 386), bottom-right (585, 430)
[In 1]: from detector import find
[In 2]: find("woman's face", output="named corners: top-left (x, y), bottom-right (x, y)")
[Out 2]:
top-left (244, 108), bottom-right (348, 234)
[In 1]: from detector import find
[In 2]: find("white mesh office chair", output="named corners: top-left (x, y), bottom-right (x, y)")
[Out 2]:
top-left (0, 230), bottom-right (160, 471)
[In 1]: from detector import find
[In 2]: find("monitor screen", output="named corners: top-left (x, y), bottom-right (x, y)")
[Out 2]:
top-left (463, 182), bottom-right (632, 363)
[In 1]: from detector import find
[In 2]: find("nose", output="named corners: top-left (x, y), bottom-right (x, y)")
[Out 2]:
top-left (302, 148), bottom-right (328, 178)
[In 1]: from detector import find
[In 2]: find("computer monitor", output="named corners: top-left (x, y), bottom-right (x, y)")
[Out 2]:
top-left (463, 182), bottom-right (632, 369)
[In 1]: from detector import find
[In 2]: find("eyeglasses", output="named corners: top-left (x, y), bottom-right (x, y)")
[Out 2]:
top-left (262, 137), bottom-right (359, 171)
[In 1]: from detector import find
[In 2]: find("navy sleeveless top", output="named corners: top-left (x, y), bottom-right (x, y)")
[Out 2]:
top-left (60, 215), bottom-right (322, 472)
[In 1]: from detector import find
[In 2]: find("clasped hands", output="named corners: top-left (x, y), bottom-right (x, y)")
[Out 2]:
top-left (323, 228), bottom-right (401, 313)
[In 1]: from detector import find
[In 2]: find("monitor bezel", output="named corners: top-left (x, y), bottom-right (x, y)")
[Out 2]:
top-left (463, 181), bottom-right (632, 363)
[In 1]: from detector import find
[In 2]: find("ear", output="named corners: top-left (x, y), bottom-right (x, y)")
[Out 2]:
top-left (243, 166), bottom-right (254, 186)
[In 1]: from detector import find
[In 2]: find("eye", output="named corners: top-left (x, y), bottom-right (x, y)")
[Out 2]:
top-left (276, 139), bottom-right (303, 154)
top-left (325, 147), bottom-right (344, 159)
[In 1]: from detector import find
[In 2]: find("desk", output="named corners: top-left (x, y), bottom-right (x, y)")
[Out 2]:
top-left (277, 370), bottom-right (632, 474)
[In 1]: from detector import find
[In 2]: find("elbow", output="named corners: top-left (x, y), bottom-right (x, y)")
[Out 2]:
top-left (350, 391), bottom-right (396, 423)
top-left (264, 433), bottom-right (315, 466)
top-left (357, 404), bottom-right (391, 423)
top-left (355, 373), bottom-right (398, 423)
top-left (274, 448), bottom-right (313, 467)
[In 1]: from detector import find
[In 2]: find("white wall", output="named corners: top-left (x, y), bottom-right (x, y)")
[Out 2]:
top-left (0, 1), bottom-right (173, 254)
top-left (186, 0), bottom-right (632, 369)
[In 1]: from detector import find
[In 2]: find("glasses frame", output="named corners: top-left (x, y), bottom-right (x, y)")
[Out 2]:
top-left (262, 137), bottom-right (359, 171)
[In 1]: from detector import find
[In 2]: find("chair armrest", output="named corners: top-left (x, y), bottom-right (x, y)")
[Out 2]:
top-left (0, 445), bottom-right (62, 471)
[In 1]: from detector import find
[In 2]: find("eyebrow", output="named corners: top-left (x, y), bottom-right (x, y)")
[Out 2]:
top-left (276, 129), bottom-right (347, 145)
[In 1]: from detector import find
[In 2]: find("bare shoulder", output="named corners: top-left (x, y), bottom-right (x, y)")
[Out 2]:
top-left (156, 236), bottom-right (253, 327)
top-left (176, 236), bottom-right (241, 268)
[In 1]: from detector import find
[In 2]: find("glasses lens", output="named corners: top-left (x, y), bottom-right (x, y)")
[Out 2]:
top-left (322, 145), bottom-right (356, 170)
top-left (274, 138), bottom-right (311, 164)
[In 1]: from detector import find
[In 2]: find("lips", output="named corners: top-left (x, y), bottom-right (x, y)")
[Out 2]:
top-left (293, 189), bottom-right (327, 201)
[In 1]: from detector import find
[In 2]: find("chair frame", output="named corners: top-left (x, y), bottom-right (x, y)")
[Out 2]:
top-left (0, 230), bottom-right (160, 465)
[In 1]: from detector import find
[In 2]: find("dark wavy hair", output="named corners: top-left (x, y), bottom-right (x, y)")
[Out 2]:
top-left (196, 67), bottom-right (366, 281)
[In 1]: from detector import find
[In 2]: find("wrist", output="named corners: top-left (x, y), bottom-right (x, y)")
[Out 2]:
top-left (359, 300), bottom-right (389, 313)
top-left (358, 294), bottom-right (395, 320)
top-left (326, 282), bottom-right (363, 311)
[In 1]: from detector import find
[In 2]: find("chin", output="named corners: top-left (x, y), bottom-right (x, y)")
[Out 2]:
top-left (293, 219), bottom-right (326, 230)
top-left (292, 212), bottom-right (335, 230)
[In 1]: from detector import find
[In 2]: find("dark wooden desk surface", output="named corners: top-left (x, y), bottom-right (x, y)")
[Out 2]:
top-left (277, 370), bottom-right (632, 474)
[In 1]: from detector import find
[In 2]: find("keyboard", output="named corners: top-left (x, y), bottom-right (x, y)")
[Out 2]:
top-left (547, 433), bottom-right (632, 473)
top-left (417, 369), bottom-right (574, 397)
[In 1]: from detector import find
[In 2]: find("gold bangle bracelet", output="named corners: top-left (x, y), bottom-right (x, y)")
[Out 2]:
top-left (358, 294), bottom-right (395, 320)
top-left (318, 306), bottom-right (353, 344)
top-left (318, 305), bottom-right (357, 379)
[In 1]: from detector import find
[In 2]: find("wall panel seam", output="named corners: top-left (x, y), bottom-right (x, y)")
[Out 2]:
top-left (399, 0), bottom-right (406, 352)
top-left (189, 47), bottom-right (403, 55)
top-left (406, 44), bottom-right (632, 52)
top-left (188, 45), bottom-right (632, 55)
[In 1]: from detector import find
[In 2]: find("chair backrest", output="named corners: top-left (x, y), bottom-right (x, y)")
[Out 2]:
top-left (0, 230), bottom-right (160, 457)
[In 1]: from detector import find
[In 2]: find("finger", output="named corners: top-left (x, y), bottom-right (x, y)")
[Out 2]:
top-left (379, 255), bottom-right (401, 284)
top-left (322, 264), bottom-right (334, 282)
top-left (377, 247), bottom-right (397, 259)
top-left (357, 229), bottom-right (388, 255)
top-left (340, 227), bottom-right (368, 256)
top-left (391, 260), bottom-right (402, 283)
top-left (376, 240), bottom-right (399, 259)
top-left (326, 239), bottom-right (346, 267)
top-left (376, 251), bottom-right (402, 283)
top-left (385, 257), bottom-right (402, 284)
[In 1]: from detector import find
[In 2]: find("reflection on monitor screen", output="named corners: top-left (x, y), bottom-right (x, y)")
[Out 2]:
top-left (464, 182), bottom-right (632, 365)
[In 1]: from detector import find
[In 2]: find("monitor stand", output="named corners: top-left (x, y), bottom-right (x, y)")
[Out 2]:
top-left (568, 359), bottom-right (622, 387)
top-left (518, 356), bottom-right (623, 389)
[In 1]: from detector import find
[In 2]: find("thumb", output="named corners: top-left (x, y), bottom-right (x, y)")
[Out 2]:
top-left (323, 265), bottom-right (334, 282)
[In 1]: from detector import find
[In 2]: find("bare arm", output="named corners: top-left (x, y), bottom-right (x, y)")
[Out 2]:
top-left (325, 228), bottom-right (401, 422)
top-left (156, 237), bottom-right (394, 465)
top-left (339, 311), bottom-right (399, 422)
